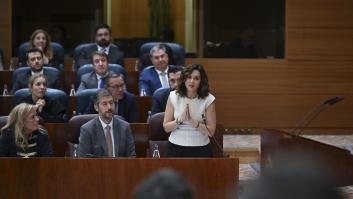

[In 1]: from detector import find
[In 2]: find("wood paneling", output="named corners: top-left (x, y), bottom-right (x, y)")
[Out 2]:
top-left (110, 0), bottom-right (185, 46)
top-left (185, 58), bottom-right (353, 131)
top-left (287, 0), bottom-right (353, 28)
top-left (0, 0), bottom-right (11, 67)
top-left (0, 158), bottom-right (238, 199)
top-left (111, 0), bottom-right (150, 38)
top-left (186, 59), bottom-right (353, 94)
top-left (286, 0), bottom-right (353, 61)
top-left (286, 29), bottom-right (353, 61)
top-left (215, 94), bottom-right (353, 128)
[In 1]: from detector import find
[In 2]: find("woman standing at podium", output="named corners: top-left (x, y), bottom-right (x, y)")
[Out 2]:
top-left (0, 103), bottom-right (53, 157)
top-left (163, 64), bottom-right (216, 157)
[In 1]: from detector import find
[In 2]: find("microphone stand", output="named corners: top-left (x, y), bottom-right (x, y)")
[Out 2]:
top-left (202, 114), bottom-right (223, 156)
top-left (291, 96), bottom-right (344, 137)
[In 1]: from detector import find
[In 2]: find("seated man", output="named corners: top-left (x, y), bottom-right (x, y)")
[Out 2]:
top-left (78, 23), bottom-right (124, 67)
top-left (77, 89), bottom-right (136, 157)
top-left (139, 44), bottom-right (171, 96)
top-left (84, 72), bottom-right (140, 123)
top-left (77, 51), bottom-right (111, 93)
top-left (11, 48), bottom-right (61, 94)
top-left (151, 65), bottom-right (183, 115)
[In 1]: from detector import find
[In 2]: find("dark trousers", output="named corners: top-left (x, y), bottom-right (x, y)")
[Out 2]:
top-left (166, 141), bottom-right (213, 157)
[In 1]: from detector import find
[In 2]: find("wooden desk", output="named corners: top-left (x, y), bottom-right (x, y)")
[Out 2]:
top-left (126, 71), bottom-right (139, 95)
top-left (0, 95), bottom-right (13, 116)
top-left (261, 129), bottom-right (353, 187)
top-left (0, 70), bottom-right (12, 91)
top-left (136, 96), bottom-right (152, 123)
top-left (0, 158), bottom-right (238, 199)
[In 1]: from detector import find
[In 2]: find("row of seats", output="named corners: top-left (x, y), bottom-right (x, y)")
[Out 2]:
top-left (0, 113), bottom-right (224, 158)
top-left (0, 69), bottom-right (140, 96)
top-left (17, 42), bottom-right (185, 71)
top-left (0, 94), bottom-right (152, 123)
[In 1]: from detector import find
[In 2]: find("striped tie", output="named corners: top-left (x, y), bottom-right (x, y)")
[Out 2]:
top-left (160, 72), bottom-right (169, 88)
top-left (105, 125), bottom-right (113, 157)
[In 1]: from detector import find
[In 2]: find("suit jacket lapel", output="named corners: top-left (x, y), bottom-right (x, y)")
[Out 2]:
top-left (112, 117), bottom-right (121, 156)
top-left (94, 117), bottom-right (108, 155)
top-left (152, 69), bottom-right (162, 88)
top-left (90, 72), bottom-right (99, 88)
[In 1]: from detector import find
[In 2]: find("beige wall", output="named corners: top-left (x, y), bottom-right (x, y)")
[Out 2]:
top-left (110, 0), bottom-right (185, 46)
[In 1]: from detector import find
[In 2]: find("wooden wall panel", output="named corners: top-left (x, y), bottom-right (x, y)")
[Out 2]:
top-left (215, 94), bottom-right (353, 128)
top-left (186, 58), bottom-right (353, 131)
top-left (286, 0), bottom-right (353, 61)
top-left (286, 29), bottom-right (353, 61)
top-left (110, 0), bottom-right (185, 46)
top-left (0, 0), bottom-right (11, 67)
top-left (287, 0), bottom-right (353, 28)
top-left (186, 59), bottom-right (353, 94)
top-left (111, 0), bottom-right (150, 38)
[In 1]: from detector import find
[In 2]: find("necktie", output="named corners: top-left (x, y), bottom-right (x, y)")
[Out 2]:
top-left (105, 125), bottom-right (113, 157)
top-left (102, 48), bottom-right (108, 55)
top-left (99, 77), bottom-right (104, 88)
top-left (160, 72), bottom-right (169, 88)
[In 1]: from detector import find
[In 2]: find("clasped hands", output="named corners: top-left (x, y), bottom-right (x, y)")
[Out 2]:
top-left (177, 104), bottom-right (199, 128)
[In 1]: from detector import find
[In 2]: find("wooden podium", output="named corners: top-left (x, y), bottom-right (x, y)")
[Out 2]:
top-left (0, 158), bottom-right (238, 199)
top-left (261, 129), bottom-right (353, 186)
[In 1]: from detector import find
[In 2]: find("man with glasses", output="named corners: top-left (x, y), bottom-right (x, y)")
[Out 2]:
top-left (84, 72), bottom-right (140, 123)
top-left (77, 51), bottom-right (111, 93)
top-left (78, 24), bottom-right (124, 67)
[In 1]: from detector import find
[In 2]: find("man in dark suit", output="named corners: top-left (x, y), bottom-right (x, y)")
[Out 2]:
top-left (11, 48), bottom-right (61, 94)
top-left (105, 73), bottom-right (140, 123)
top-left (78, 24), bottom-right (124, 67)
top-left (84, 72), bottom-right (140, 123)
top-left (139, 44), bottom-right (171, 96)
top-left (77, 51), bottom-right (111, 93)
top-left (151, 65), bottom-right (183, 115)
top-left (77, 89), bottom-right (136, 157)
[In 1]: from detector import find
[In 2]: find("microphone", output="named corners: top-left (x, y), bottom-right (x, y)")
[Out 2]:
top-left (201, 113), bottom-right (223, 156)
top-left (291, 96), bottom-right (344, 137)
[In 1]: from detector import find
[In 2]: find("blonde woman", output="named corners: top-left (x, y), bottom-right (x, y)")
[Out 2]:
top-left (0, 103), bottom-right (53, 157)
top-left (16, 73), bottom-right (67, 123)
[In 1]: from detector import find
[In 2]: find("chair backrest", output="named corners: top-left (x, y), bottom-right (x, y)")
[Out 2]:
top-left (18, 42), bottom-right (64, 70)
top-left (148, 112), bottom-right (169, 140)
top-left (13, 88), bottom-right (69, 108)
top-left (73, 43), bottom-right (120, 70)
top-left (130, 123), bottom-right (149, 158)
top-left (139, 42), bottom-right (185, 70)
top-left (75, 88), bottom-right (99, 114)
top-left (0, 116), bottom-right (8, 129)
top-left (73, 43), bottom-right (95, 69)
top-left (12, 66), bottom-right (61, 84)
top-left (76, 64), bottom-right (126, 86)
top-left (67, 114), bottom-right (97, 143)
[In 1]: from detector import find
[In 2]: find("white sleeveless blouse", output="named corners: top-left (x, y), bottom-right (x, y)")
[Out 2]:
top-left (168, 90), bottom-right (215, 146)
